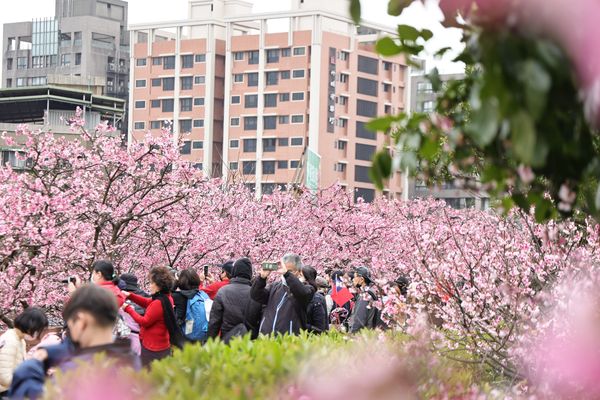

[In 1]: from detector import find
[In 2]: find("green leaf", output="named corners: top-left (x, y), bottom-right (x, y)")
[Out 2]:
top-left (397, 24), bottom-right (420, 41)
top-left (420, 29), bottom-right (434, 41)
top-left (520, 60), bottom-right (551, 119)
top-left (434, 47), bottom-right (453, 57)
top-left (466, 97), bottom-right (500, 147)
top-left (387, 0), bottom-right (412, 16)
top-left (510, 111), bottom-right (537, 165)
top-left (350, 0), bottom-right (361, 24)
top-left (376, 37), bottom-right (402, 56)
top-left (369, 151), bottom-right (393, 189)
top-left (367, 116), bottom-right (395, 132)
top-left (419, 137), bottom-right (439, 160)
top-left (534, 197), bottom-right (553, 222)
top-left (427, 68), bottom-right (442, 92)
top-left (595, 184), bottom-right (600, 210)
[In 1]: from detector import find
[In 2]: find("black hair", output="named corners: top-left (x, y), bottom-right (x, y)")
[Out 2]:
top-left (149, 266), bottom-right (176, 293)
top-left (92, 260), bottom-right (118, 283)
top-left (301, 265), bottom-right (318, 290)
top-left (176, 269), bottom-right (201, 290)
top-left (62, 284), bottom-right (118, 327)
top-left (330, 269), bottom-right (344, 282)
top-left (395, 275), bottom-right (410, 297)
top-left (14, 307), bottom-right (48, 337)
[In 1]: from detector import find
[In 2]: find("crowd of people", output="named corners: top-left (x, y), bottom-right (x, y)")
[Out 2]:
top-left (0, 254), bottom-right (408, 399)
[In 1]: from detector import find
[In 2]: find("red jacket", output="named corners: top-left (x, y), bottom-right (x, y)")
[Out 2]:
top-left (125, 293), bottom-right (173, 352)
top-left (98, 281), bottom-right (126, 307)
top-left (199, 279), bottom-right (229, 300)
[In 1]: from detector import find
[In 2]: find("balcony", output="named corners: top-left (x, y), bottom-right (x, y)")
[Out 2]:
top-left (106, 63), bottom-right (128, 74)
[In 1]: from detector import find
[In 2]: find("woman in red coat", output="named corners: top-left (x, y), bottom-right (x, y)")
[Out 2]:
top-left (122, 267), bottom-right (185, 367)
top-left (90, 260), bottom-right (126, 307)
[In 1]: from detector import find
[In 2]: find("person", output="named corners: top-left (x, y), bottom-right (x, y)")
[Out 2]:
top-left (199, 261), bottom-right (233, 300)
top-left (0, 308), bottom-right (48, 397)
top-left (394, 275), bottom-right (410, 297)
top-left (172, 269), bottom-right (211, 342)
top-left (251, 254), bottom-right (315, 336)
top-left (78, 260), bottom-right (126, 308)
top-left (302, 266), bottom-right (329, 334)
top-left (122, 266), bottom-right (185, 367)
top-left (316, 276), bottom-right (333, 315)
top-left (328, 270), bottom-right (353, 330)
top-left (348, 266), bottom-right (381, 333)
top-left (207, 258), bottom-right (262, 343)
top-left (119, 273), bottom-right (149, 355)
top-left (8, 285), bottom-right (140, 400)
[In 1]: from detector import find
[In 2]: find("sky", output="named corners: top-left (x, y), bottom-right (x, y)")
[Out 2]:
top-left (0, 0), bottom-right (464, 73)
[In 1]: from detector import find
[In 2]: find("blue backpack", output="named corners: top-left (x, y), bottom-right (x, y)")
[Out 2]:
top-left (182, 290), bottom-right (212, 342)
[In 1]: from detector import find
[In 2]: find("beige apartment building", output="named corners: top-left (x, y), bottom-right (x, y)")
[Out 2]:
top-left (129, 0), bottom-right (408, 200)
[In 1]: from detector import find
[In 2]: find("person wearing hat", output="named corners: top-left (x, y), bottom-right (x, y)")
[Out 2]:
top-left (120, 273), bottom-right (150, 316)
top-left (348, 266), bottom-right (381, 333)
top-left (199, 261), bottom-right (233, 300)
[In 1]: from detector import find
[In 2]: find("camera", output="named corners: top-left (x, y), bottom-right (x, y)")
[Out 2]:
top-left (60, 276), bottom-right (76, 284)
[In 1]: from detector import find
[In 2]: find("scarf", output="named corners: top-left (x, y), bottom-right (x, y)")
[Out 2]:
top-left (152, 291), bottom-right (186, 349)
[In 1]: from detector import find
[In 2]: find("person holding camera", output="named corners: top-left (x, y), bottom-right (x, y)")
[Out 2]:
top-left (250, 254), bottom-right (315, 336)
top-left (199, 261), bottom-right (233, 300)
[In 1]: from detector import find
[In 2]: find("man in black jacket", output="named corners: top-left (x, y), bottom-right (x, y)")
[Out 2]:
top-left (348, 266), bottom-right (381, 333)
top-left (207, 258), bottom-right (262, 342)
top-left (251, 254), bottom-right (315, 336)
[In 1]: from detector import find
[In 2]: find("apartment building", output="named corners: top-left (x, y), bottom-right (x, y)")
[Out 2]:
top-left (129, 0), bottom-right (408, 201)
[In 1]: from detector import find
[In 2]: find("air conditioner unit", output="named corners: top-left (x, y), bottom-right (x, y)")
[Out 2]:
top-left (330, 70), bottom-right (336, 76)
top-left (329, 94), bottom-right (336, 100)
top-left (329, 106), bottom-right (335, 112)
top-left (330, 81), bottom-right (336, 87)
top-left (328, 117), bottom-right (335, 125)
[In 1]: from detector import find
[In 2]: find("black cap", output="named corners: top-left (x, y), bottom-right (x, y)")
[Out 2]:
top-left (354, 266), bottom-right (372, 284)
top-left (221, 261), bottom-right (234, 277)
top-left (119, 273), bottom-right (139, 291)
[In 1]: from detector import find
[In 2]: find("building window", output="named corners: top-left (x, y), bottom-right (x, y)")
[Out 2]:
top-left (263, 138), bottom-right (277, 152)
top-left (357, 77), bottom-right (378, 97)
top-left (263, 161), bottom-right (276, 174)
top-left (292, 69), bottom-right (305, 79)
top-left (162, 99), bottom-right (174, 112)
top-left (152, 57), bottom-right (162, 65)
top-left (162, 77), bottom-right (175, 91)
top-left (134, 122), bottom-right (145, 130)
top-left (355, 166), bottom-right (371, 183)
top-left (194, 75), bottom-right (205, 85)
top-left (245, 94), bottom-right (258, 108)
top-left (16, 78), bottom-right (26, 87)
top-left (263, 116), bottom-right (277, 130)
top-left (293, 47), bottom-right (306, 56)
top-left (230, 117), bottom-right (240, 126)
top-left (193, 163), bottom-right (203, 170)
top-left (357, 55), bottom-right (379, 75)
top-left (291, 115), bottom-right (304, 124)
top-left (383, 83), bottom-right (391, 92)
top-left (339, 73), bottom-right (349, 83)
top-left (335, 140), bottom-right (347, 150)
top-left (192, 140), bottom-right (203, 149)
top-left (277, 160), bottom-right (288, 169)
top-left (75, 53), bottom-right (82, 65)
top-left (266, 71), bottom-right (279, 86)
top-left (291, 137), bottom-right (304, 146)
top-left (354, 187), bottom-right (375, 202)
top-left (230, 139), bottom-right (239, 148)
top-left (181, 141), bottom-right (192, 155)
top-left (195, 54), bottom-right (206, 63)
top-left (334, 162), bottom-right (347, 172)
top-left (248, 50), bottom-right (259, 65)
top-left (180, 98), bottom-right (193, 112)
top-left (356, 99), bottom-right (378, 117)
top-left (355, 143), bottom-right (376, 161)
top-left (281, 48), bottom-right (291, 57)
top-left (242, 161), bottom-right (256, 175)
top-left (150, 121), bottom-right (161, 129)
top-left (180, 120), bottom-right (192, 133)
top-left (229, 162), bottom-right (238, 170)
top-left (290, 160), bottom-right (300, 168)
top-left (278, 115), bottom-right (289, 124)
top-left (266, 49), bottom-right (279, 63)
top-left (231, 95), bottom-right (241, 105)
top-left (193, 119), bottom-right (204, 128)
top-left (356, 121), bottom-right (376, 140)
top-left (264, 93), bottom-right (277, 107)
top-left (60, 55), bottom-right (71, 67)
top-left (163, 56), bottom-right (175, 69)
top-left (291, 92), bottom-right (304, 101)
top-left (244, 116), bottom-right (257, 130)
top-left (233, 73), bottom-right (244, 83)
top-left (6, 79), bottom-right (12, 87)
top-left (383, 61), bottom-right (392, 71)
top-left (136, 58), bottom-right (147, 67)
top-left (278, 138), bottom-right (289, 146)
top-left (181, 76), bottom-right (193, 90)
top-left (338, 118), bottom-right (348, 128)
top-left (135, 79), bottom-right (146, 88)
top-left (134, 100), bottom-right (146, 109)
top-left (6, 58), bottom-right (13, 70)
top-left (339, 96), bottom-right (348, 105)
top-left (7, 38), bottom-right (16, 51)
top-left (279, 93), bottom-right (290, 102)
top-left (422, 100), bottom-right (434, 113)
top-left (30, 77), bottom-right (46, 86)
top-left (151, 99), bottom-right (161, 108)
top-left (233, 51), bottom-right (244, 61)
top-left (417, 81), bottom-right (433, 94)
top-left (32, 57), bottom-right (43, 68)
top-left (194, 97), bottom-right (205, 106)
top-left (247, 72), bottom-right (259, 87)
top-left (339, 51), bottom-right (349, 61)
top-left (280, 70), bottom-right (290, 80)
top-left (151, 78), bottom-right (161, 87)
top-left (243, 138), bottom-right (257, 152)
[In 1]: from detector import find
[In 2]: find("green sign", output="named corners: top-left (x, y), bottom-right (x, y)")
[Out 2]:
top-left (306, 148), bottom-right (320, 193)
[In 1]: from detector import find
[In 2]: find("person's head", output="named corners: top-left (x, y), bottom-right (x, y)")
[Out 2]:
top-left (176, 269), bottom-right (201, 291)
top-left (62, 284), bottom-right (118, 348)
top-left (119, 273), bottom-right (140, 292)
top-left (315, 276), bottom-right (330, 293)
top-left (91, 260), bottom-right (117, 284)
top-left (301, 265), bottom-right (318, 290)
top-left (148, 266), bottom-right (176, 295)
top-left (353, 266), bottom-right (372, 288)
top-left (282, 253), bottom-right (303, 276)
top-left (220, 261), bottom-right (234, 280)
top-left (232, 258), bottom-right (253, 280)
top-left (14, 307), bottom-right (48, 342)
top-left (330, 270), bottom-right (344, 285)
top-left (395, 276), bottom-right (409, 297)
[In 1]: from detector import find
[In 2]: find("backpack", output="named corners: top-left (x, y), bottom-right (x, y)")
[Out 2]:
top-left (181, 290), bottom-right (212, 342)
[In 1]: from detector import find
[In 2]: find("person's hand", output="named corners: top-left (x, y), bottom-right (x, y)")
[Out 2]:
top-left (259, 269), bottom-right (272, 279)
top-left (121, 290), bottom-right (131, 298)
top-left (33, 349), bottom-right (48, 362)
top-left (120, 302), bottom-right (130, 311)
top-left (199, 272), bottom-right (206, 283)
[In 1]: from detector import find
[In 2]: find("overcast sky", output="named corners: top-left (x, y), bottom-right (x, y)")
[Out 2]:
top-left (0, 0), bottom-right (463, 73)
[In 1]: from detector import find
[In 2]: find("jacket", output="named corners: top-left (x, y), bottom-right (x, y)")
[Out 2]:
top-left (125, 292), bottom-right (174, 351)
top-left (98, 281), bottom-right (126, 307)
top-left (207, 277), bottom-right (262, 340)
top-left (251, 272), bottom-right (315, 336)
top-left (306, 292), bottom-right (329, 333)
top-left (172, 289), bottom-right (199, 327)
top-left (0, 329), bottom-right (26, 392)
top-left (199, 279), bottom-right (229, 300)
top-left (348, 287), bottom-right (381, 333)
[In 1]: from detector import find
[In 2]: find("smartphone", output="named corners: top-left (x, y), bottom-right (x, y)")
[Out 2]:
top-left (203, 265), bottom-right (209, 276)
top-left (261, 262), bottom-right (279, 271)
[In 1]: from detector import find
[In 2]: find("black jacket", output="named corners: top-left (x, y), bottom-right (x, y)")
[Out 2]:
top-left (207, 277), bottom-right (262, 339)
top-left (251, 272), bottom-right (315, 335)
top-left (172, 289), bottom-right (199, 327)
top-left (348, 287), bottom-right (381, 333)
top-left (306, 292), bottom-right (329, 333)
